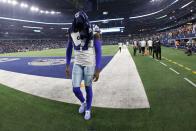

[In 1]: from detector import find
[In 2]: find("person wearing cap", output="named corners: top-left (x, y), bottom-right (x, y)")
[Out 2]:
top-left (65, 11), bottom-right (102, 120)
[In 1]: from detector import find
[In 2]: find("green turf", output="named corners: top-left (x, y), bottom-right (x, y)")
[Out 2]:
top-left (0, 48), bottom-right (66, 57)
top-left (161, 47), bottom-right (196, 83)
top-left (0, 45), bottom-right (118, 57)
top-left (0, 45), bottom-right (196, 131)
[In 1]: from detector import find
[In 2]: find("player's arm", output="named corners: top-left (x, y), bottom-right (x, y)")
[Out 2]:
top-left (65, 33), bottom-right (73, 78)
top-left (93, 33), bottom-right (102, 82)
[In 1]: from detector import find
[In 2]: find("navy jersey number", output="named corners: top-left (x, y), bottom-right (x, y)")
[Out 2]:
top-left (71, 32), bottom-right (89, 51)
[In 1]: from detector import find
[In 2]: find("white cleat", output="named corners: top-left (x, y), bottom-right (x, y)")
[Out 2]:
top-left (84, 110), bottom-right (91, 120)
top-left (79, 102), bottom-right (86, 114)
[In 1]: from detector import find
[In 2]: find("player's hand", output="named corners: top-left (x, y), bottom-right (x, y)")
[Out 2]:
top-left (93, 69), bottom-right (100, 82)
top-left (65, 65), bottom-right (70, 78)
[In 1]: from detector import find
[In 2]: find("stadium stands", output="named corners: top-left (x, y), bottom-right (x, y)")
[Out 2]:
top-left (0, 39), bottom-right (66, 53)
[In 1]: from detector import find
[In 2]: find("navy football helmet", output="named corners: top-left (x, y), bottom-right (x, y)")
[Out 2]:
top-left (72, 11), bottom-right (90, 32)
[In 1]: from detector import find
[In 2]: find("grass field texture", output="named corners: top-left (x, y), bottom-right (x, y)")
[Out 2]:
top-left (0, 45), bottom-right (195, 131)
top-left (0, 45), bottom-right (118, 57)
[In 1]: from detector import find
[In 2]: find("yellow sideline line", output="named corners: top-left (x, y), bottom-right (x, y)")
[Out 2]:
top-left (163, 56), bottom-right (194, 73)
top-left (178, 64), bottom-right (184, 67)
top-left (185, 67), bottom-right (191, 71)
top-left (151, 56), bottom-right (196, 87)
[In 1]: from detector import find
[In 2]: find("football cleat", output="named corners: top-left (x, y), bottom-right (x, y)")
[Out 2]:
top-left (79, 102), bottom-right (86, 114)
top-left (84, 110), bottom-right (91, 120)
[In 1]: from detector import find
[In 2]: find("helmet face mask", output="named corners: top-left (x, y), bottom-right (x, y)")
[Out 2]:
top-left (75, 18), bottom-right (84, 32)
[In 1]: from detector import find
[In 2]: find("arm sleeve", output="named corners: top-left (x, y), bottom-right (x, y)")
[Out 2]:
top-left (66, 35), bottom-right (73, 66)
top-left (94, 39), bottom-right (102, 70)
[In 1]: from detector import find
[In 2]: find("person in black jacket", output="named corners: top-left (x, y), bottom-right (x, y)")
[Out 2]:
top-left (153, 38), bottom-right (162, 60)
top-left (152, 39), bottom-right (157, 59)
top-left (156, 39), bottom-right (162, 60)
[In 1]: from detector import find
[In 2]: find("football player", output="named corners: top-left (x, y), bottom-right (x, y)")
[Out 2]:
top-left (65, 11), bottom-right (102, 120)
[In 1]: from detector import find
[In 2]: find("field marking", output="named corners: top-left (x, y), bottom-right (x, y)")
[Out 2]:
top-left (178, 64), bottom-right (184, 67)
top-left (152, 56), bottom-right (196, 88)
top-left (185, 67), bottom-right (191, 71)
top-left (0, 48), bottom-right (150, 109)
top-left (160, 62), bottom-right (167, 67)
top-left (172, 62), bottom-right (177, 64)
top-left (155, 59), bottom-right (159, 62)
top-left (169, 68), bottom-right (180, 75)
top-left (162, 57), bottom-right (193, 73)
top-left (184, 78), bottom-right (196, 88)
top-left (0, 58), bottom-right (20, 63)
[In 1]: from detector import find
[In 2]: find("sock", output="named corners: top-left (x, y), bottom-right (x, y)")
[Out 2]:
top-left (73, 87), bottom-right (85, 103)
top-left (85, 86), bottom-right (93, 110)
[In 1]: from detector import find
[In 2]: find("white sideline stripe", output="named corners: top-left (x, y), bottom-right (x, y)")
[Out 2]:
top-left (160, 62), bottom-right (167, 67)
top-left (155, 59), bottom-right (159, 62)
top-left (93, 47), bottom-right (150, 109)
top-left (0, 47), bottom-right (150, 109)
top-left (184, 78), bottom-right (196, 88)
top-left (169, 68), bottom-right (180, 75)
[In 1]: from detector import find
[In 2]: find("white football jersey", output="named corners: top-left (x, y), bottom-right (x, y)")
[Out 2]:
top-left (71, 31), bottom-right (95, 67)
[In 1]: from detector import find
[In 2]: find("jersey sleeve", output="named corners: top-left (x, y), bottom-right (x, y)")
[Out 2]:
top-left (93, 24), bottom-right (102, 70)
top-left (94, 36), bottom-right (102, 70)
top-left (66, 32), bottom-right (73, 66)
top-left (93, 24), bottom-right (101, 35)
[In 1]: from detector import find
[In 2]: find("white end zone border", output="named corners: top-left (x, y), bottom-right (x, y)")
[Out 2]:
top-left (0, 58), bottom-right (20, 63)
top-left (0, 47), bottom-right (150, 109)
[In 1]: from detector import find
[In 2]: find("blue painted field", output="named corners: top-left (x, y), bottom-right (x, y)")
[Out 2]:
top-left (0, 56), bottom-right (112, 79)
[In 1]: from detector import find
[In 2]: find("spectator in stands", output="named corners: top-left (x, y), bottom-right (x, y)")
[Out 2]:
top-left (0, 39), bottom-right (66, 54)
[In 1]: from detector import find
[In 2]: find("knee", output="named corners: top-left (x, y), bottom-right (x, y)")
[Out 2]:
top-left (84, 75), bottom-right (93, 87)
top-left (85, 81), bottom-right (92, 87)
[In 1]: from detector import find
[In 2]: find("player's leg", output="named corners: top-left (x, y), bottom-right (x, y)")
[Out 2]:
top-left (149, 47), bottom-right (152, 55)
top-left (134, 48), bottom-right (136, 56)
top-left (153, 50), bottom-right (155, 58)
top-left (83, 66), bottom-right (95, 120)
top-left (142, 47), bottom-right (144, 55)
top-left (159, 48), bottom-right (161, 60)
top-left (156, 50), bottom-right (159, 59)
top-left (72, 64), bottom-right (85, 113)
